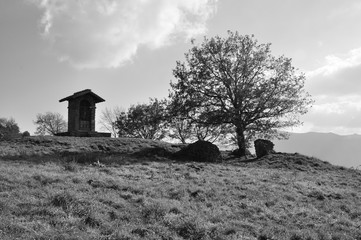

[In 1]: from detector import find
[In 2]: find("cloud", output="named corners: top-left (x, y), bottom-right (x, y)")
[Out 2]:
top-left (291, 95), bottom-right (361, 134)
top-left (296, 47), bottom-right (361, 134)
top-left (306, 47), bottom-right (361, 97)
top-left (309, 96), bottom-right (361, 126)
top-left (31, 0), bottom-right (218, 69)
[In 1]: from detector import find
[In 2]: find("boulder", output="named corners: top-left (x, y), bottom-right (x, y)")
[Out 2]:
top-left (174, 140), bottom-right (220, 162)
top-left (254, 139), bottom-right (275, 158)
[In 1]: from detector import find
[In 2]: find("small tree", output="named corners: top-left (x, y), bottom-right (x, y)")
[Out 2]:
top-left (99, 106), bottom-right (124, 137)
top-left (0, 117), bottom-right (20, 140)
top-left (34, 112), bottom-right (67, 135)
top-left (115, 99), bottom-right (167, 140)
top-left (170, 31), bottom-right (313, 156)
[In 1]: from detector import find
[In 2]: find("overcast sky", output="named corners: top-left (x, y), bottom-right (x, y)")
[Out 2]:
top-left (1, 0), bottom-right (361, 135)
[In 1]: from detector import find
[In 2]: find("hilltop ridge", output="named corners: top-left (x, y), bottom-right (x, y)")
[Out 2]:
top-left (0, 136), bottom-right (353, 173)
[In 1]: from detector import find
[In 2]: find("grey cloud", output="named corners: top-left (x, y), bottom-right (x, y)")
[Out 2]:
top-left (300, 95), bottom-right (361, 135)
top-left (307, 64), bottom-right (361, 97)
top-left (31, 0), bottom-right (218, 69)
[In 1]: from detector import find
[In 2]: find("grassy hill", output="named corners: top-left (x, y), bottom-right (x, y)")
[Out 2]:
top-left (0, 137), bottom-right (361, 240)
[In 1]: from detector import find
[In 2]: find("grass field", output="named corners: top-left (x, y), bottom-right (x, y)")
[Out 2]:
top-left (0, 137), bottom-right (361, 240)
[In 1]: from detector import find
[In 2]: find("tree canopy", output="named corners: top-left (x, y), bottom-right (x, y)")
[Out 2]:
top-left (169, 31), bottom-right (313, 156)
top-left (0, 117), bottom-right (20, 140)
top-left (115, 99), bottom-right (167, 140)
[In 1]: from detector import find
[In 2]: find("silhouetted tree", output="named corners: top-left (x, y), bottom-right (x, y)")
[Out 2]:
top-left (99, 106), bottom-right (124, 137)
top-left (0, 117), bottom-right (20, 140)
top-left (170, 31), bottom-right (313, 156)
top-left (34, 112), bottom-right (67, 135)
top-left (115, 99), bottom-right (167, 140)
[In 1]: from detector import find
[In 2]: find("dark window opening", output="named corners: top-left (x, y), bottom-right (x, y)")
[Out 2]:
top-left (79, 100), bottom-right (91, 130)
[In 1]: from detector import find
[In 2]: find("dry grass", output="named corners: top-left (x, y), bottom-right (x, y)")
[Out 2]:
top-left (0, 137), bottom-right (361, 239)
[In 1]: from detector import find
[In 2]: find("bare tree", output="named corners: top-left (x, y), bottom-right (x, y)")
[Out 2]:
top-left (34, 112), bottom-right (67, 135)
top-left (99, 107), bottom-right (124, 137)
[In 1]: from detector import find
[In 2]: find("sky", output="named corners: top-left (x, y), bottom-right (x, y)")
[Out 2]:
top-left (1, 0), bottom-right (361, 135)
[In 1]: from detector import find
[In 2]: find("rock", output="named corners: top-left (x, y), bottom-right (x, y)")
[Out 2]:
top-left (174, 140), bottom-right (220, 162)
top-left (254, 139), bottom-right (275, 158)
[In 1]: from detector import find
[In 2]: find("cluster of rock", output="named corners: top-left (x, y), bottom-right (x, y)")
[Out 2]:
top-left (172, 139), bottom-right (276, 162)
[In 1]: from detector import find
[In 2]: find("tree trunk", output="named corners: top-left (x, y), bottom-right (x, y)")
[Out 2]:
top-left (236, 125), bottom-right (246, 156)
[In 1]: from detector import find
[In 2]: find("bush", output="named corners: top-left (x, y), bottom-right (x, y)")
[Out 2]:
top-left (0, 117), bottom-right (20, 140)
top-left (22, 131), bottom-right (30, 137)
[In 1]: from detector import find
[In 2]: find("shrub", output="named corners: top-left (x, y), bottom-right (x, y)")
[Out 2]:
top-left (0, 117), bottom-right (20, 140)
top-left (22, 131), bottom-right (30, 137)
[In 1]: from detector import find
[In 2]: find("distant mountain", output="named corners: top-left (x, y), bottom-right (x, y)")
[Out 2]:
top-left (273, 132), bottom-right (361, 168)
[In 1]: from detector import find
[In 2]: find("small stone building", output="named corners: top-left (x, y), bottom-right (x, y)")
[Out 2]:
top-left (57, 89), bottom-right (111, 137)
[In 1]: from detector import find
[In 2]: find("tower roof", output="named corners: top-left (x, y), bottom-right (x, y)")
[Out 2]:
top-left (59, 89), bottom-right (105, 103)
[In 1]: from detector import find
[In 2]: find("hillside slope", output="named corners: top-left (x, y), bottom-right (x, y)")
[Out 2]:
top-left (1, 136), bottom-right (361, 239)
